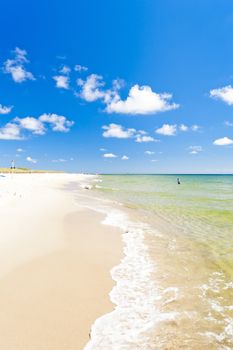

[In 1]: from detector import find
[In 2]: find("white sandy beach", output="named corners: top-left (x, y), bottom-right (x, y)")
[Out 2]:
top-left (0, 173), bottom-right (122, 350)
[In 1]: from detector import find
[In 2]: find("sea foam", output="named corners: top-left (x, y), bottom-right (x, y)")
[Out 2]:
top-left (83, 207), bottom-right (178, 349)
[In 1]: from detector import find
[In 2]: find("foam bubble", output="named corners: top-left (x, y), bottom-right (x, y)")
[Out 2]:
top-left (200, 272), bottom-right (233, 347)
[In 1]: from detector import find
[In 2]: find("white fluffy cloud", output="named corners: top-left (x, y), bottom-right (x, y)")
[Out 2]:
top-left (0, 123), bottom-right (22, 140)
top-left (0, 104), bottom-right (13, 115)
top-left (26, 156), bottom-right (37, 164)
top-left (106, 85), bottom-right (179, 115)
top-left (59, 65), bottom-right (71, 74)
top-left (0, 113), bottom-right (74, 140)
top-left (169, 124), bottom-right (200, 133)
top-left (3, 47), bottom-right (35, 83)
top-left (213, 137), bottom-right (233, 146)
top-left (103, 153), bottom-right (117, 158)
top-left (14, 117), bottom-right (45, 135)
top-left (189, 145), bottom-right (203, 154)
top-left (39, 113), bottom-right (74, 132)
top-left (53, 75), bottom-right (69, 89)
top-left (121, 155), bottom-right (129, 160)
top-left (102, 123), bottom-right (136, 139)
top-left (102, 123), bottom-right (157, 143)
top-left (17, 148), bottom-right (23, 152)
top-left (155, 124), bottom-right (177, 136)
top-left (53, 64), bottom-right (71, 89)
top-left (210, 85), bottom-right (233, 105)
top-left (77, 74), bottom-right (106, 102)
top-left (77, 74), bottom-right (178, 115)
top-left (74, 64), bottom-right (88, 72)
top-left (135, 135), bottom-right (156, 143)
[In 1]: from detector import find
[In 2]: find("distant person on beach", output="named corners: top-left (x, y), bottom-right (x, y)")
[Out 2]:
top-left (11, 160), bottom-right (15, 169)
top-left (177, 178), bottom-right (181, 184)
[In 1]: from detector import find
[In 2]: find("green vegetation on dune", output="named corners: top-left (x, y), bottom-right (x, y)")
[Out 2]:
top-left (0, 168), bottom-right (64, 173)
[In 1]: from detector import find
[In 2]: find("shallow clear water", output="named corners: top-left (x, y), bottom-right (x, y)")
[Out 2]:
top-left (93, 175), bottom-right (233, 349)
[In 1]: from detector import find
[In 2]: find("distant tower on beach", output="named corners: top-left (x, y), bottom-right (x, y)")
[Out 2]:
top-left (11, 160), bottom-right (15, 169)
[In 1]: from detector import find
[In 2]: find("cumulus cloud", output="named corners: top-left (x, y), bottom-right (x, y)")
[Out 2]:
top-left (4, 113), bottom-right (74, 140)
top-left (135, 135), bottom-right (157, 143)
top-left (171, 124), bottom-right (200, 133)
top-left (74, 64), bottom-right (88, 72)
top-left (26, 156), bottom-right (37, 164)
top-left (77, 74), bottom-right (178, 115)
top-left (179, 124), bottom-right (188, 132)
top-left (102, 123), bottom-right (157, 143)
top-left (189, 145), bottom-right (203, 154)
top-left (145, 151), bottom-right (155, 155)
top-left (59, 65), bottom-right (71, 74)
top-left (17, 148), bottom-right (23, 152)
top-left (77, 74), bottom-right (106, 102)
top-left (106, 84), bottom-right (179, 115)
top-left (0, 104), bottom-right (13, 115)
top-left (121, 155), bottom-right (129, 160)
top-left (210, 85), bottom-right (233, 105)
top-left (102, 123), bottom-right (136, 139)
top-left (53, 75), bottom-right (69, 89)
top-left (53, 64), bottom-right (71, 89)
top-left (138, 130), bottom-right (147, 135)
top-left (103, 153), bottom-right (117, 158)
top-left (3, 47), bottom-right (35, 83)
top-left (213, 137), bottom-right (233, 146)
top-left (14, 116), bottom-right (45, 135)
top-left (39, 113), bottom-right (74, 132)
top-left (0, 123), bottom-right (22, 140)
top-left (77, 74), bottom-right (122, 103)
top-left (155, 124), bottom-right (177, 136)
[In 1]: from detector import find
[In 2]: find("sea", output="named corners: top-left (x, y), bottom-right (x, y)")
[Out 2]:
top-left (82, 174), bottom-right (233, 350)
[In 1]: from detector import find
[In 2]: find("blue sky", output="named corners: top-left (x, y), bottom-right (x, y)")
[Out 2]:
top-left (0, 0), bottom-right (233, 173)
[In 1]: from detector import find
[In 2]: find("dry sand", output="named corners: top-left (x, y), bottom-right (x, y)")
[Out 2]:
top-left (0, 173), bottom-right (122, 350)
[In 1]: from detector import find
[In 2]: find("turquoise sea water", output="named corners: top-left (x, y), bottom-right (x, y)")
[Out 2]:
top-left (94, 175), bottom-right (233, 349)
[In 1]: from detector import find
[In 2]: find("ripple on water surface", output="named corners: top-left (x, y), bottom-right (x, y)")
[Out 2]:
top-left (84, 175), bottom-right (233, 349)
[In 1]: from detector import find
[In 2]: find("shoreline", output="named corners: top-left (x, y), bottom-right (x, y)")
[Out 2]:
top-left (0, 173), bottom-right (123, 349)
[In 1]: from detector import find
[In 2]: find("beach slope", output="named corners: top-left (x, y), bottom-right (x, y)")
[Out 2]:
top-left (0, 173), bottom-right (122, 350)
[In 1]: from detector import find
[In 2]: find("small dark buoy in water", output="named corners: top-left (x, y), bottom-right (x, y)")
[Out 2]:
top-left (177, 178), bottom-right (181, 185)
